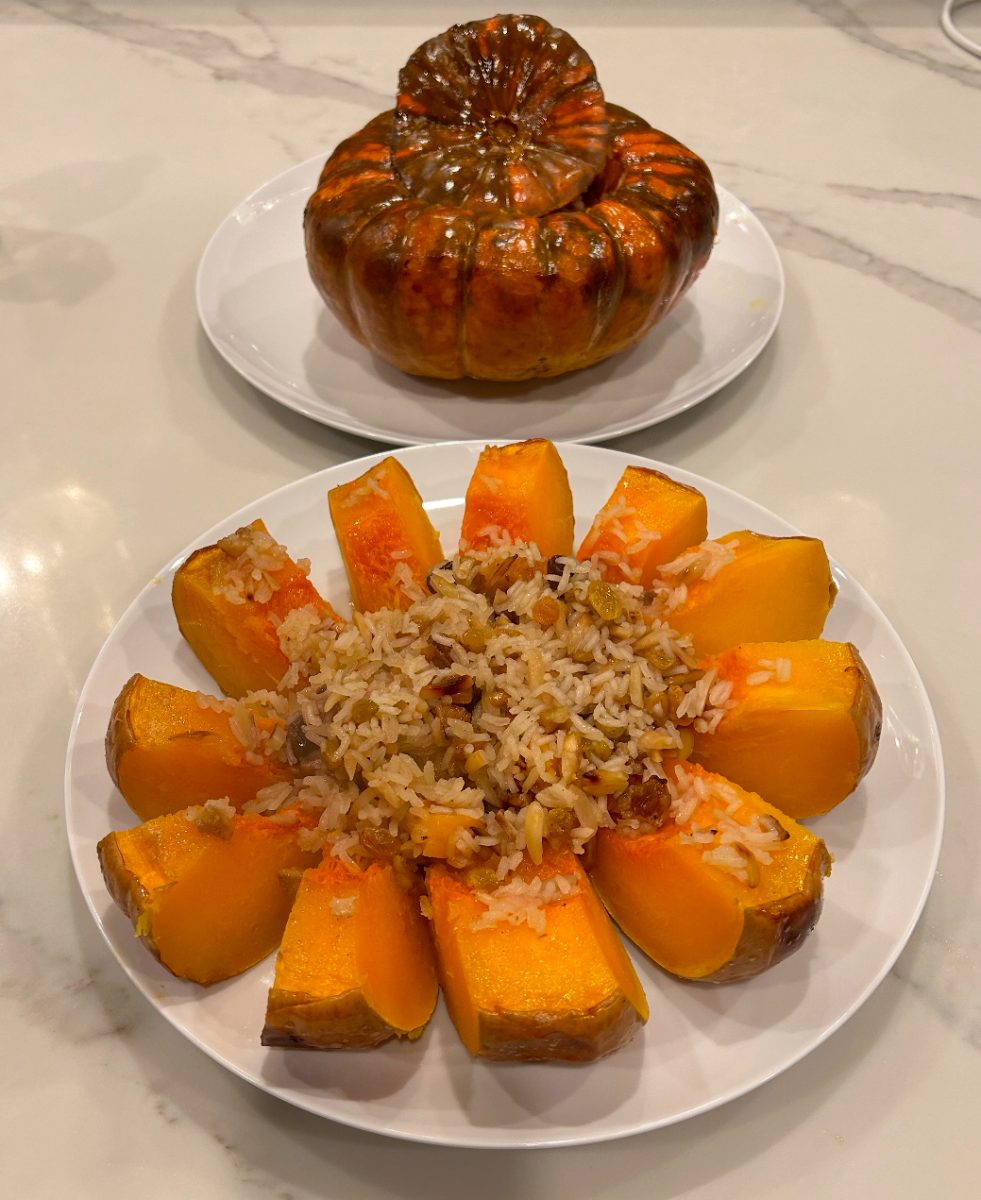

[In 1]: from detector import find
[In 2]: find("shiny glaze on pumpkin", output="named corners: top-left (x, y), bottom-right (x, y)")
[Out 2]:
top-left (305, 103), bottom-right (717, 381)
top-left (393, 14), bottom-right (610, 217)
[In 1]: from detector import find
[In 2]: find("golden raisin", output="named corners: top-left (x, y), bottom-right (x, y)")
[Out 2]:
top-left (532, 594), bottom-right (563, 627)
top-left (466, 866), bottom-right (500, 891)
top-left (350, 697), bottom-right (379, 723)
top-left (586, 580), bottom-right (623, 622)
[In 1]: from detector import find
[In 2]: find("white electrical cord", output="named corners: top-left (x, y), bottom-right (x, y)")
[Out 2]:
top-left (941, 0), bottom-right (981, 58)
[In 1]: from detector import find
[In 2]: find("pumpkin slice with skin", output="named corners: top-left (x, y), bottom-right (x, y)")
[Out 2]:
top-left (106, 674), bottom-right (291, 822)
top-left (97, 804), bottom-right (320, 986)
top-left (660, 530), bottom-right (837, 656)
top-left (172, 519), bottom-right (338, 699)
top-left (328, 456), bottom-right (443, 612)
top-left (591, 762), bottom-right (831, 983)
top-left (459, 439), bottom-right (574, 559)
top-left (262, 856), bottom-right (439, 1049)
top-left (577, 465), bottom-right (708, 585)
top-left (426, 847), bottom-right (648, 1061)
top-left (692, 640), bottom-right (882, 819)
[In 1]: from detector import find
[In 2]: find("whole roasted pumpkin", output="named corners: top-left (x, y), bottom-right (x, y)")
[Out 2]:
top-left (304, 14), bottom-right (719, 381)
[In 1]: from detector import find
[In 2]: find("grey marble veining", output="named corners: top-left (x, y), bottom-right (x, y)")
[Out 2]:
top-left (806, 0), bottom-right (981, 87)
top-left (828, 183), bottom-right (981, 215)
top-left (22, 0), bottom-right (391, 105)
top-left (753, 206), bottom-right (981, 329)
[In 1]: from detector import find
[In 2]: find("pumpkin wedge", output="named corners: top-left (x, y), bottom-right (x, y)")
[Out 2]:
top-left (591, 763), bottom-right (831, 983)
top-left (328, 456), bottom-right (443, 612)
top-left (577, 465), bottom-right (708, 584)
top-left (106, 674), bottom-right (291, 822)
top-left (262, 856), bottom-right (438, 1049)
top-left (426, 848), bottom-right (648, 1061)
top-left (172, 519), bottom-right (337, 698)
top-left (97, 805), bottom-right (319, 985)
top-left (459, 439), bottom-right (574, 558)
top-left (662, 531), bottom-right (836, 655)
top-left (692, 640), bottom-right (882, 819)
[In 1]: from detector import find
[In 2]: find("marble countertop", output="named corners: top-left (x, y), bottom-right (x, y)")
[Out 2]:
top-left (3, 1), bottom-right (980, 1194)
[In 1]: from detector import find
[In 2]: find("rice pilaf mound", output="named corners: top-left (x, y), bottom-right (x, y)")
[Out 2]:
top-left (221, 536), bottom-right (737, 897)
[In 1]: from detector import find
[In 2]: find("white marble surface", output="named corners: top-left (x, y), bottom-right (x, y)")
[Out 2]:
top-left (2, 0), bottom-right (980, 1194)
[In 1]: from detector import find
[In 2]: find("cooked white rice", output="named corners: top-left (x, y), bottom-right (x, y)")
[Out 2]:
top-left (217, 535), bottom-right (775, 902)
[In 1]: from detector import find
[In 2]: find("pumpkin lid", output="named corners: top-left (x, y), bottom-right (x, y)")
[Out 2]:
top-left (392, 13), bottom-right (611, 218)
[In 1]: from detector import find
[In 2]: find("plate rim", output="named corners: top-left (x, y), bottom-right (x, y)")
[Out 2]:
top-left (194, 158), bottom-right (785, 446)
top-left (65, 440), bottom-right (944, 1148)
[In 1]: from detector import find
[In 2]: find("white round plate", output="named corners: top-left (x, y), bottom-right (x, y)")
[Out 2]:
top-left (65, 443), bottom-right (942, 1149)
top-left (196, 157), bottom-right (783, 445)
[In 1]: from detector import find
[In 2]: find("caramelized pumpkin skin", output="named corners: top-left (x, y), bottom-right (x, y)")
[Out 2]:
top-left (171, 519), bottom-right (336, 698)
top-left (693, 641), bottom-right (882, 819)
top-left (305, 13), bottom-right (718, 382)
top-left (393, 15), bottom-right (610, 218)
top-left (459, 439), bottom-right (574, 559)
top-left (328, 456), bottom-right (444, 613)
top-left (577, 465), bottom-right (708, 584)
top-left (97, 810), bottom-right (319, 985)
top-left (426, 848), bottom-right (648, 1061)
top-left (591, 764), bottom-right (831, 983)
top-left (666, 531), bottom-right (837, 655)
top-left (262, 857), bottom-right (439, 1049)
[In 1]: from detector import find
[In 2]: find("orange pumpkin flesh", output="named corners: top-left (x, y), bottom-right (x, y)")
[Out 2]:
top-left (427, 849), bottom-right (648, 1061)
top-left (304, 16), bottom-right (718, 380)
top-left (577, 465), bottom-right (709, 584)
top-left (666, 531), bottom-right (837, 655)
top-left (459, 439), bottom-right (574, 558)
top-left (172, 519), bottom-right (337, 699)
top-left (262, 857), bottom-right (439, 1049)
top-left (97, 809), bottom-right (319, 986)
top-left (591, 764), bottom-right (831, 983)
top-left (106, 674), bottom-right (290, 821)
top-left (692, 641), bottom-right (883, 819)
top-left (328, 456), bottom-right (444, 612)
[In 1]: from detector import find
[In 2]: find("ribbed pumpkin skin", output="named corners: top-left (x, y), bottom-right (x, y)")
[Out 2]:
top-left (304, 25), bottom-right (718, 381)
top-left (393, 14), bottom-right (610, 218)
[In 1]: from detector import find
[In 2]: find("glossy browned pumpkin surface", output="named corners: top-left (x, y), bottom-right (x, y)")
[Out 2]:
top-left (393, 14), bottom-right (610, 217)
top-left (304, 14), bottom-right (718, 381)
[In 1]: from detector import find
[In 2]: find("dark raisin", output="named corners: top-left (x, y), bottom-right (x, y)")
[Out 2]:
top-left (608, 776), bottom-right (671, 825)
top-left (545, 555), bottom-right (576, 590)
top-left (285, 713), bottom-right (318, 765)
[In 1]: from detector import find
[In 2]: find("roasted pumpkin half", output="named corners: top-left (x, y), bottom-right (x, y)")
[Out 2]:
top-left (98, 440), bottom-right (881, 1064)
top-left (304, 14), bottom-right (718, 380)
